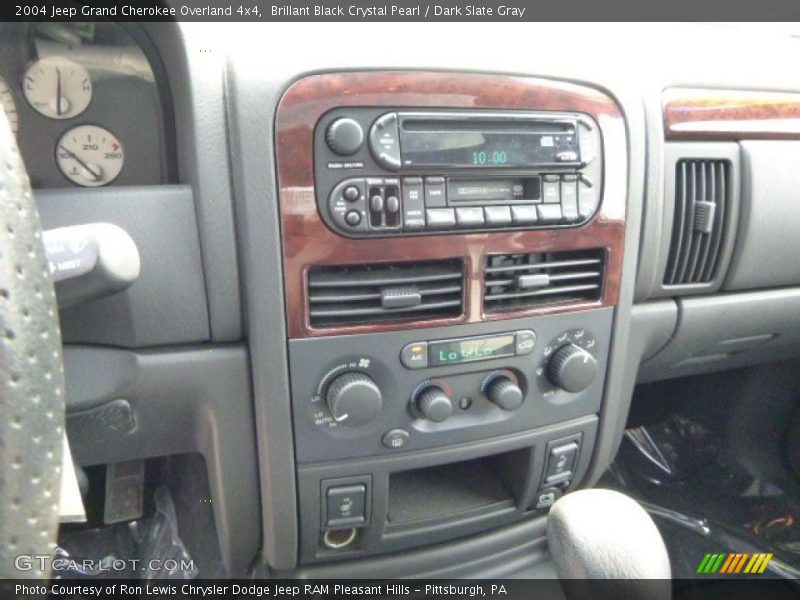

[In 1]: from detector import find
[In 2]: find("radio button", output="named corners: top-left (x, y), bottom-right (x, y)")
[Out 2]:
top-left (370, 194), bottom-right (384, 212)
top-left (343, 185), bottom-right (361, 202)
top-left (345, 210), bottom-right (362, 227)
top-left (402, 177), bottom-right (425, 230)
top-left (425, 177), bottom-right (447, 208)
top-left (561, 177), bottom-right (579, 222)
top-left (511, 205), bottom-right (538, 225)
top-left (556, 150), bottom-right (579, 162)
top-left (578, 182), bottom-right (598, 219)
top-left (370, 112), bottom-right (402, 171)
top-left (401, 341), bottom-right (429, 369)
top-left (386, 195), bottom-right (400, 213)
top-left (426, 208), bottom-right (456, 229)
top-left (537, 204), bottom-right (563, 224)
top-left (455, 207), bottom-right (485, 228)
top-left (484, 205), bottom-right (512, 226)
top-left (543, 176), bottom-right (561, 204)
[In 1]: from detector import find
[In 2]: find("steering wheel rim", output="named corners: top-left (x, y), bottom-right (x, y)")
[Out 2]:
top-left (0, 107), bottom-right (65, 578)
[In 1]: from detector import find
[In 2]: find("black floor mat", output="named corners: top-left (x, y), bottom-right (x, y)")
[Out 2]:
top-left (599, 413), bottom-right (800, 583)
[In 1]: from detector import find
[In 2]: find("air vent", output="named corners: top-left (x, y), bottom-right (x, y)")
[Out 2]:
top-left (664, 159), bottom-right (731, 286)
top-left (484, 250), bottom-right (603, 312)
top-left (309, 259), bottom-right (464, 328)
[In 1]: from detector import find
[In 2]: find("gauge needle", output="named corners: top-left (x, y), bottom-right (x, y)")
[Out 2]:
top-left (58, 146), bottom-right (101, 181)
top-left (56, 68), bottom-right (63, 116)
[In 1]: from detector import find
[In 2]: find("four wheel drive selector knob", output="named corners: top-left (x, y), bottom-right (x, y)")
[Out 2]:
top-left (547, 343), bottom-right (598, 393)
top-left (326, 372), bottom-right (383, 427)
top-left (416, 386), bottom-right (454, 423)
top-left (485, 375), bottom-right (524, 411)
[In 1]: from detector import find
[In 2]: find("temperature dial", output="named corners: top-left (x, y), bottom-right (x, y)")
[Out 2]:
top-left (325, 372), bottom-right (383, 427)
top-left (56, 125), bottom-right (124, 187)
top-left (485, 375), bottom-right (524, 411)
top-left (416, 386), bottom-right (454, 423)
top-left (547, 344), bottom-right (598, 393)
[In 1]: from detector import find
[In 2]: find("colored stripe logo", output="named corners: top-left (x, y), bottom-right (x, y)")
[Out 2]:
top-left (697, 552), bottom-right (773, 574)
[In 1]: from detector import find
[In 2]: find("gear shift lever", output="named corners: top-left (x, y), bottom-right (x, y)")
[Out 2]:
top-left (546, 489), bottom-right (671, 600)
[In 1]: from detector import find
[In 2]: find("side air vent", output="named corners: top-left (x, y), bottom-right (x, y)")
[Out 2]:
top-left (484, 250), bottom-right (604, 312)
top-left (664, 159), bottom-right (731, 286)
top-left (309, 259), bottom-right (464, 328)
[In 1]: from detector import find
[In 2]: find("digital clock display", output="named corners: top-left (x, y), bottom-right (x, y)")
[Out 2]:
top-left (399, 124), bottom-right (580, 168)
top-left (429, 334), bottom-right (516, 366)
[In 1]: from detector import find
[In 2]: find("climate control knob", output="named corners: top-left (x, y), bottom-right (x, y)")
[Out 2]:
top-left (416, 386), bottom-right (454, 423)
top-left (326, 372), bottom-right (382, 427)
top-left (486, 376), bottom-right (524, 411)
top-left (547, 344), bottom-right (598, 393)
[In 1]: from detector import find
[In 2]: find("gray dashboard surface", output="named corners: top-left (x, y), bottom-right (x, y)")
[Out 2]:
top-left (25, 21), bottom-right (800, 576)
top-left (63, 344), bottom-right (260, 575)
top-left (146, 24), bottom-right (242, 342)
top-left (36, 185), bottom-right (210, 347)
top-left (725, 141), bottom-right (800, 291)
top-left (638, 289), bottom-right (800, 382)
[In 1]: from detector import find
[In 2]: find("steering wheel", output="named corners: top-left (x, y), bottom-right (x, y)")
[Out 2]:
top-left (0, 108), bottom-right (65, 577)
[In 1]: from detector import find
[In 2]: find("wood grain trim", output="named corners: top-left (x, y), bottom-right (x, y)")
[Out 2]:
top-left (276, 71), bottom-right (627, 339)
top-left (664, 88), bottom-right (800, 140)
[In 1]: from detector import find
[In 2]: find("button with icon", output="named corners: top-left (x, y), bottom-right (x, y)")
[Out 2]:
top-left (400, 341), bottom-right (428, 369)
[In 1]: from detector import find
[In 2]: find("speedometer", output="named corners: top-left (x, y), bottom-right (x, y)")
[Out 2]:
top-left (0, 76), bottom-right (19, 136)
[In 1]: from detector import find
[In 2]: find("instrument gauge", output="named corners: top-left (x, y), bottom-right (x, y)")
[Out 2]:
top-left (0, 76), bottom-right (19, 135)
top-left (56, 125), bottom-right (124, 187)
top-left (24, 56), bottom-right (92, 119)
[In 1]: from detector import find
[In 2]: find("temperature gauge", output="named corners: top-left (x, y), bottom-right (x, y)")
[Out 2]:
top-left (24, 56), bottom-right (92, 119)
top-left (56, 125), bottom-right (124, 187)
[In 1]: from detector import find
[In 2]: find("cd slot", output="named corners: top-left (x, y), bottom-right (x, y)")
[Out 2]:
top-left (448, 177), bottom-right (541, 204)
top-left (401, 117), bottom-right (575, 134)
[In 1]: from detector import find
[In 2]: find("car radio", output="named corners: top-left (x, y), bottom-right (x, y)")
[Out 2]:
top-left (313, 109), bottom-right (604, 237)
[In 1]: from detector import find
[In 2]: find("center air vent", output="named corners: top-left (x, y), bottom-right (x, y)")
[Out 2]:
top-left (309, 259), bottom-right (464, 328)
top-left (484, 250), bottom-right (604, 312)
top-left (664, 159), bottom-right (731, 286)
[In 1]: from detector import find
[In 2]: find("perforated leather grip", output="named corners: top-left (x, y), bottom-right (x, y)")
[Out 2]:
top-left (0, 108), bottom-right (65, 578)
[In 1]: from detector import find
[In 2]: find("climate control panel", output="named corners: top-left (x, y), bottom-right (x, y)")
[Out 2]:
top-left (289, 308), bottom-right (612, 463)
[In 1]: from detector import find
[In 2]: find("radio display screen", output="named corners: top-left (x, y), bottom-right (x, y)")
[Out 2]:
top-left (399, 122), bottom-right (580, 168)
top-left (429, 334), bottom-right (516, 366)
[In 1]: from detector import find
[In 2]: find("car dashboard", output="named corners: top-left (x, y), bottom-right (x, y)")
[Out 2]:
top-left (5, 21), bottom-right (800, 577)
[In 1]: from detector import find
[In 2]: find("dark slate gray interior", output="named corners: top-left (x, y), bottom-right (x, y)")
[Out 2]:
top-left (3, 21), bottom-right (799, 579)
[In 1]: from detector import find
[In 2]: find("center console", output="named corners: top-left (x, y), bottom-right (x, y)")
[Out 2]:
top-left (275, 71), bottom-right (627, 563)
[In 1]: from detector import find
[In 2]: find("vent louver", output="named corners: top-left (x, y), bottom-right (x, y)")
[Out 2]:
top-left (309, 259), bottom-right (464, 328)
top-left (664, 159), bottom-right (731, 286)
top-left (484, 250), bottom-right (604, 312)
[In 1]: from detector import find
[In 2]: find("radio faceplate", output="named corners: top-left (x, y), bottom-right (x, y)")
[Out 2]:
top-left (314, 108), bottom-right (604, 238)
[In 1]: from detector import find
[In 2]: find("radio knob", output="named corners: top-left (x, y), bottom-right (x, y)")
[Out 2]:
top-left (369, 112), bottom-right (402, 171)
top-left (486, 376), bottom-right (524, 411)
top-left (547, 344), bottom-right (598, 393)
top-left (326, 118), bottom-right (364, 156)
top-left (326, 372), bottom-right (382, 427)
top-left (416, 386), bottom-right (454, 423)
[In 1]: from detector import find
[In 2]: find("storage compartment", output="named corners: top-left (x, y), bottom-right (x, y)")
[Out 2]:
top-left (386, 449), bottom-right (530, 531)
top-left (725, 141), bottom-right (800, 290)
top-left (638, 289), bottom-right (800, 382)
